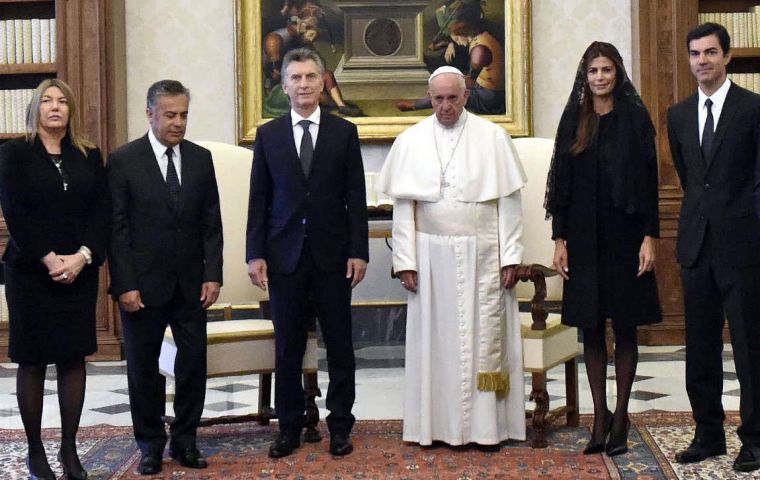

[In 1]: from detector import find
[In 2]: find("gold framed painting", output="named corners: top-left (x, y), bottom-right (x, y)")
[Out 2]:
top-left (235, 0), bottom-right (532, 143)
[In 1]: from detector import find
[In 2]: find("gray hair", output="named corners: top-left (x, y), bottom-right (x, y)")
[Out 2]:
top-left (282, 48), bottom-right (325, 81)
top-left (146, 80), bottom-right (191, 111)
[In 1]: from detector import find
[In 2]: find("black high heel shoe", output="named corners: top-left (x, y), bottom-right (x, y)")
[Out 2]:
top-left (26, 455), bottom-right (56, 480)
top-left (58, 449), bottom-right (88, 480)
top-left (583, 409), bottom-right (613, 455)
top-left (605, 415), bottom-right (631, 457)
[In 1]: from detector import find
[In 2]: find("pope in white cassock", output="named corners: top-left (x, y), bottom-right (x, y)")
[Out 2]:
top-left (375, 66), bottom-right (527, 447)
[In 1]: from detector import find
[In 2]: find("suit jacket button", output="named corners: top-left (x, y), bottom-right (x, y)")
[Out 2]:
top-left (704, 183), bottom-right (711, 190)
top-left (699, 215), bottom-right (705, 220)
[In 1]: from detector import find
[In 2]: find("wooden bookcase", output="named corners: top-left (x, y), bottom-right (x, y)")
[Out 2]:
top-left (0, 0), bottom-right (126, 360)
top-left (700, 0), bottom-right (760, 76)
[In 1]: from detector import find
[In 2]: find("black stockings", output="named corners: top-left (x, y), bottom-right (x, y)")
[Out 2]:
top-left (582, 320), bottom-right (638, 437)
top-left (58, 359), bottom-right (87, 474)
top-left (17, 359), bottom-right (87, 475)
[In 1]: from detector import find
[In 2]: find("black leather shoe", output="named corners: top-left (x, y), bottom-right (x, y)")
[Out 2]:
top-left (26, 456), bottom-right (56, 480)
top-left (583, 409), bottom-right (613, 455)
top-left (329, 433), bottom-right (354, 456)
top-left (170, 446), bottom-right (208, 469)
top-left (674, 438), bottom-right (726, 464)
top-left (303, 427), bottom-right (322, 443)
top-left (268, 434), bottom-right (300, 458)
top-left (137, 454), bottom-right (162, 475)
top-left (605, 415), bottom-right (630, 457)
top-left (58, 449), bottom-right (88, 480)
top-left (734, 445), bottom-right (760, 472)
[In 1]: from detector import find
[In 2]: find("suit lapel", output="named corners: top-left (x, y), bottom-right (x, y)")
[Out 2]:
top-left (680, 95), bottom-right (705, 168)
top-left (178, 140), bottom-right (194, 212)
top-left (282, 113), bottom-right (307, 181)
top-left (706, 83), bottom-right (740, 167)
top-left (309, 110), bottom-right (330, 179)
top-left (138, 134), bottom-right (173, 209)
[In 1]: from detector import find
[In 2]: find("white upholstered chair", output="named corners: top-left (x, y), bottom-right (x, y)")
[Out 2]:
top-left (513, 137), bottom-right (580, 448)
top-left (159, 141), bottom-right (320, 435)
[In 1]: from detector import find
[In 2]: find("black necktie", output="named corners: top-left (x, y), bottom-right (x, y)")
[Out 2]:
top-left (701, 98), bottom-right (714, 158)
top-left (165, 147), bottom-right (181, 207)
top-left (298, 119), bottom-right (313, 176)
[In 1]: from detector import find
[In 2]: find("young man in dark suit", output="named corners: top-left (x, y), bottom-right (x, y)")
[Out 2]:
top-left (107, 80), bottom-right (223, 475)
top-left (667, 23), bottom-right (760, 472)
top-left (246, 48), bottom-right (369, 458)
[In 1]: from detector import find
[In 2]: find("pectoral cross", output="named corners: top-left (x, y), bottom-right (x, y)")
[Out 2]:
top-left (441, 173), bottom-right (450, 189)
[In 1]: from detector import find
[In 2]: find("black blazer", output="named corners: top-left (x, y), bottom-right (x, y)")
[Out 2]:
top-left (107, 134), bottom-right (223, 306)
top-left (0, 136), bottom-right (108, 270)
top-left (246, 110), bottom-right (369, 274)
top-left (667, 83), bottom-right (760, 267)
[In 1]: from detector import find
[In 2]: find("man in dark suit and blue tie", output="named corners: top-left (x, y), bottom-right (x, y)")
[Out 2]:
top-left (107, 80), bottom-right (223, 475)
top-left (246, 48), bottom-right (369, 458)
top-left (667, 23), bottom-right (760, 472)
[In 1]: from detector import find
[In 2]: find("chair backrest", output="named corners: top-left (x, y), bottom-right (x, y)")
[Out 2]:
top-left (512, 137), bottom-right (562, 301)
top-left (196, 141), bottom-right (268, 304)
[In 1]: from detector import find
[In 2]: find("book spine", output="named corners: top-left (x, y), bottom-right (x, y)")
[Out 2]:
top-left (40, 19), bottom-right (50, 63)
top-left (22, 19), bottom-right (32, 63)
top-left (31, 19), bottom-right (40, 63)
top-left (49, 18), bottom-right (56, 63)
top-left (14, 19), bottom-right (23, 64)
top-left (0, 90), bottom-right (5, 134)
top-left (0, 21), bottom-right (6, 65)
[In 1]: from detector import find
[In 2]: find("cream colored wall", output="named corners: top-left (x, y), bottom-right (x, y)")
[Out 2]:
top-left (532, 0), bottom-right (633, 138)
top-left (125, 0), bottom-right (236, 142)
top-left (124, 0), bottom-right (633, 143)
top-left (123, 0), bottom-right (635, 302)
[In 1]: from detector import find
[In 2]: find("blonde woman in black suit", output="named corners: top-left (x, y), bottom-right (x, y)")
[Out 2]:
top-left (0, 79), bottom-right (108, 480)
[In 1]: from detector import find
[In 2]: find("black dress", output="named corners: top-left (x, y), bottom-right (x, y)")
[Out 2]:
top-left (552, 109), bottom-right (662, 328)
top-left (0, 137), bottom-right (108, 364)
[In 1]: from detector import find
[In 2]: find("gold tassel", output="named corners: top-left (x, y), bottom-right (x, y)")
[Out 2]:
top-left (477, 371), bottom-right (510, 399)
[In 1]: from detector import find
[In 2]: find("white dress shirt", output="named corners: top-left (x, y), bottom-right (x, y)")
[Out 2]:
top-left (698, 77), bottom-right (731, 145)
top-left (148, 128), bottom-right (182, 184)
top-left (291, 107), bottom-right (320, 155)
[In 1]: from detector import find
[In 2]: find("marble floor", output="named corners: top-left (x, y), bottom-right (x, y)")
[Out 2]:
top-left (0, 344), bottom-right (739, 430)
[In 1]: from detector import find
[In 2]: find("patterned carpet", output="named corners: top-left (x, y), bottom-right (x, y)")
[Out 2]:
top-left (0, 412), bottom-right (750, 479)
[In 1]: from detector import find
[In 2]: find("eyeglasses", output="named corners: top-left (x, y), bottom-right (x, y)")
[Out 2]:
top-left (50, 155), bottom-right (69, 191)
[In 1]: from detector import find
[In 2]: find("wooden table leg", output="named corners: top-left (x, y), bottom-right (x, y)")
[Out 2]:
top-left (257, 372), bottom-right (274, 425)
top-left (530, 371), bottom-right (549, 448)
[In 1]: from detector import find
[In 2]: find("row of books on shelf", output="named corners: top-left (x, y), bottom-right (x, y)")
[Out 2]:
top-left (0, 89), bottom-right (33, 135)
top-left (364, 173), bottom-right (393, 215)
top-left (0, 18), bottom-right (57, 65)
top-left (699, 9), bottom-right (760, 48)
top-left (728, 73), bottom-right (760, 94)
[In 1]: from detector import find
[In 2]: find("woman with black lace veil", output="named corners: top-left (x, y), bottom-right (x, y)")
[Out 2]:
top-left (544, 42), bottom-right (662, 457)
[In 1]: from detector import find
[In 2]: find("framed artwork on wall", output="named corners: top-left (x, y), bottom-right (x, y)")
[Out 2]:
top-left (235, 0), bottom-right (532, 143)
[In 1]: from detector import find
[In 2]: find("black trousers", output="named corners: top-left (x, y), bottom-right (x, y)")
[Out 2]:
top-left (681, 230), bottom-right (760, 446)
top-left (121, 284), bottom-right (207, 455)
top-left (268, 245), bottom-right (355, 438)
